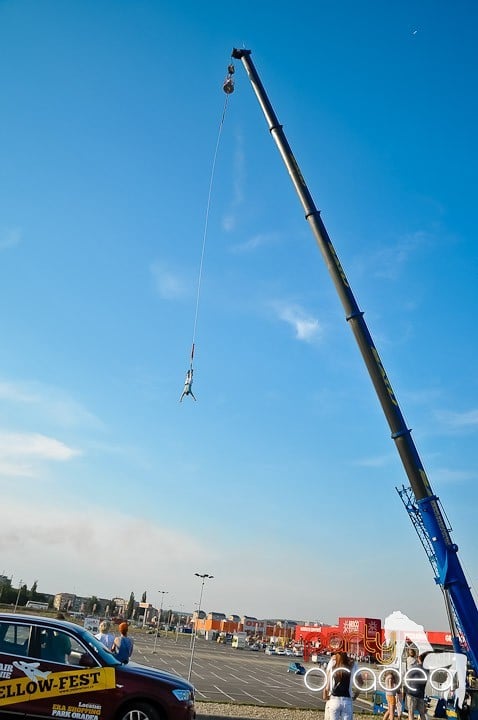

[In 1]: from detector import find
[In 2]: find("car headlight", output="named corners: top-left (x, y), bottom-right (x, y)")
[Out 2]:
top-left (172, 688), bottom-right (192, 702)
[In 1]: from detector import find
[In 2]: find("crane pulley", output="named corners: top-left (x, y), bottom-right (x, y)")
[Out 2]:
top-left (223, 63), bottom-right (235, 94)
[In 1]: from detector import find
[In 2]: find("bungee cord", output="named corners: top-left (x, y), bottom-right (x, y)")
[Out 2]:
top-left (179, 62), bottom-right (235, 402)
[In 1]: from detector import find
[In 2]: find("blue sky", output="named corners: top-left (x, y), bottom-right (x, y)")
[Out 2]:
top-left (1, 0), bottom-right (477, 631)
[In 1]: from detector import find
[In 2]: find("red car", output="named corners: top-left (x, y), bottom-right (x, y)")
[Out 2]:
top-left (0, 613), bottom-right (195, 720)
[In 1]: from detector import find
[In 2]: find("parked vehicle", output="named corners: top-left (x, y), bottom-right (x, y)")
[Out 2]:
top-left (311, 653), bottom-right (331, 666)
top-left (287, 662), bottom-right (306, 675)
top-left (231, 632), bottom-right (247, 649)
top-left (0, 613), bottom-right (195, 720)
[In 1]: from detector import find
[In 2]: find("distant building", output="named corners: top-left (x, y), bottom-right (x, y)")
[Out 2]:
top-left (112, 597), bottom-right (127, 616)
top-left (54, 593), bottom-right (77, 611)
top-left (138, 602), bottom-right (155, 625)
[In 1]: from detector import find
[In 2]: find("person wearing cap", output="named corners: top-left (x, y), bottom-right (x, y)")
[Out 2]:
top-left (113, 622), bottom-right (134, 664)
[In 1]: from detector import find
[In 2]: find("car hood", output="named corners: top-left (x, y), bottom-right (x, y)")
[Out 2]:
top-left (117, 662), bottom-right (193, 690)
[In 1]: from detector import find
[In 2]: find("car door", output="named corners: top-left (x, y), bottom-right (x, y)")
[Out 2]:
top-left (0, 619), bottom-right (115, 720)
top-left (24, 623), bottom-right (116, 720)
top-left (0, 617), bottom-right (33, 719)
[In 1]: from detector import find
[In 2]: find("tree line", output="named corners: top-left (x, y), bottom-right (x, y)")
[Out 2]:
top-left (0, 581), bottom-right (140, 621)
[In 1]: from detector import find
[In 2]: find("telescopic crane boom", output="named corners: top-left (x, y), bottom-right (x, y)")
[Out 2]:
top-left (231, 47), bottom-right (478, 674)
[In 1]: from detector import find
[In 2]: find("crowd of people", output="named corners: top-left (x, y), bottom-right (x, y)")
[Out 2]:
top-left (95, 619), bottom-right (134, 663)
top-left (322, 647), bottom-right (431, 720)
top-left (48, 613), bottom-right (134, 665)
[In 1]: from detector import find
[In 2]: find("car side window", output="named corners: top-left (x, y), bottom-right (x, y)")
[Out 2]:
top-left (40, 629), bottom-right (72, 664)
top-left (39, 630), bottom-right (92, 666)
top-left (0, 621), bottom-right (31, 657)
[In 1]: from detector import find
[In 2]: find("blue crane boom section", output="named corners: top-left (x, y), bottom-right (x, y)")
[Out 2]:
top-left (231, 47), bottom-right (478, 674)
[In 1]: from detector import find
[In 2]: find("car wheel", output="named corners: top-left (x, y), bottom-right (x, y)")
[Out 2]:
top-left (119, 702), bottom-right (161, 720)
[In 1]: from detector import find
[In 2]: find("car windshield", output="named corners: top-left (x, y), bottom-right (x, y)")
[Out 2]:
top-left (75, 627), bottom-right (122, 667)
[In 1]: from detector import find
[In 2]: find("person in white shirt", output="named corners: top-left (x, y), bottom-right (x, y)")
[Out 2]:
top-left (180, 368), bottom-right (196, 402)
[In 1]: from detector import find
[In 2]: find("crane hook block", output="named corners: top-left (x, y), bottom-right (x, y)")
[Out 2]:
top-left (223, 62), bottom-right (235, 94)
top-left (223, 76), bottom-right (234, 94)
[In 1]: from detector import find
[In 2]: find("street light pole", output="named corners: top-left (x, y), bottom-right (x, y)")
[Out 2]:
top-left (152, 590), bottom-right (168, 654)
top-left (187, 573), bottom-right (213, 682)
top-left (13, 580), bottom-right (23, 614)
top-left (175, 604), bottom-right (184, 643)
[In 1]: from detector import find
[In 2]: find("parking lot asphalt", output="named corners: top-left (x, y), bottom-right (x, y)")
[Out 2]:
top-left (133, 633), bottom-right (323, 708)
top-left (131, 633), bottom-right (372, 711)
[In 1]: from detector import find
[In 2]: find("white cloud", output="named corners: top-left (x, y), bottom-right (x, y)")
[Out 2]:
top-left (0, 432), bottom-right (79, 460)
top-left (230, 232), bottom-right (278, 254)
top-left (432, 467), bottom-right (474, 484)
top-left (0, 460), bottom-right (36, 477)
top-left (222, 214), bottom-right (236, 232)
top-left (0, 499), bottom-right (217, 600)
top-left (435, 408), bottom-right (478, 430)
top-left (221, 131), bottom-right (245, 233)
top-left (0, 227), bottom-right (22, 250)
top-left (354, 454), bottom-right (393, 468)
top-left (150, 261), bottom-right (188, 300)
top-left (372, 231), bottom-right (431, 280)
top-left (0, 431), bottom-right (80, 477)
top-left (0, 379), bottom-right (103, 429)
top-left (271, 301), bottom-right (321, 343)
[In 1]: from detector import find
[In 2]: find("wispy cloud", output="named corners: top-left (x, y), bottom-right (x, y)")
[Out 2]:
top-left (150, 261), bottom-right (188, 300)
top-left (434, 408), bottom-right (478, 430)
top-left (0, 227), bottom-right (22, 250)
top-left (222, 131), bottom-right (245, 233)
top-left (0, 379), bottom-right (103, 429)
top-left (372, 231), bottom-right (431, 280)
top-left (354, 454), bottom-right (393, 468)
top-left (431, 467), bottom-right (475, 484)
top-left (401, 387), bottom-right (442, 406)
top-left (230, 232), bottom-right (278, 254)
top-left (0, 431), bottom-right (80, 477)
top-left (271, 301), bottom-right (321, 343)
top-left (0, 499), bottom-right (213, 598)
top-left (0, 497), bottom-right (308, 616)
top-left (0, 432), bottom-right (79, 460)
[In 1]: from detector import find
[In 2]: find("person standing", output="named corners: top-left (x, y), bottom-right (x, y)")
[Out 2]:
top-left (383, 669), bottom-right (400, 720)
top-left (95, 620), bottom-right (115, 651)
top-left (406, 648), bottom-right (418, 669)
top-left (402, 647), bottom-right (418, 710)
top-left (113, 622), bottom-right (134, 664)
top-left (323, 651), bottom-right (359, 720)
top-left (405, 652), bottom-right (428, 720)
top-left (43, 628), bottom-right (72, 663)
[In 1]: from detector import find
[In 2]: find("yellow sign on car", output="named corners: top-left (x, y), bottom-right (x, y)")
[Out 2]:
top-left (0, 667), bottom-right (116, 707)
